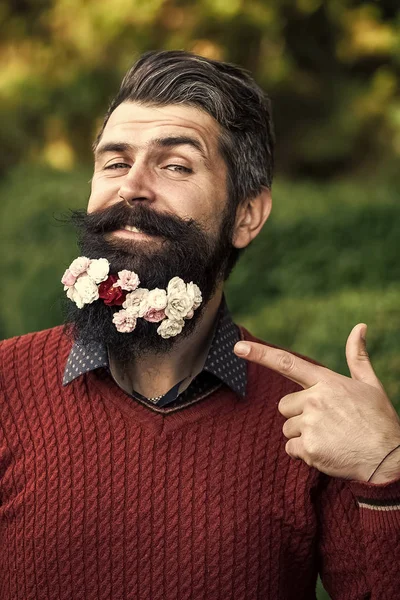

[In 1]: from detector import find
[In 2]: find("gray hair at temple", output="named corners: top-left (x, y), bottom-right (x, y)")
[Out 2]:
top-left (94, 50), bottom-right (275, 210)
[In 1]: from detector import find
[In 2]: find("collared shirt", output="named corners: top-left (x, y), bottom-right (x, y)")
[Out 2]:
top-left (63, 301), bottom-right (247, 413)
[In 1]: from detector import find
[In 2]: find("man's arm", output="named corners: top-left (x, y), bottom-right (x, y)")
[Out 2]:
top-left (316, 474), bottom-right (400, 599)
top-left (234, 324), bottom-right (400, 597)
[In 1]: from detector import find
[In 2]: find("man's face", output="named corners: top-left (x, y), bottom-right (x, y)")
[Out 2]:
top-left (88, 101), bottom-right (229, 239)
top-left (67, 102), bottom-right (239, 360)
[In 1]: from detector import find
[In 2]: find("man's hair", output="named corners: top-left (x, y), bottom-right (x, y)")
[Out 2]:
top-left (95, 50), bottom-right (275, 209)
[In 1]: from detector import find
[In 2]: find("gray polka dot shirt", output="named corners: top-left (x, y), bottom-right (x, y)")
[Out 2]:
top-left (63, 299), bottom-right (247, 413)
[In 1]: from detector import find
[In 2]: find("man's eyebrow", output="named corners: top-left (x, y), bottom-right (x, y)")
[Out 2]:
top-left (94, 142), bottom-right (134, 160)
top-left (152, 136), bottom-right (209, 162)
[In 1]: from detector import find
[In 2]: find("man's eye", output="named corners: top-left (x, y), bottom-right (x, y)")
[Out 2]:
top-left (165, 165), bottom-right (192, 174)
top-left (105, 162), bottom-right (130, 170)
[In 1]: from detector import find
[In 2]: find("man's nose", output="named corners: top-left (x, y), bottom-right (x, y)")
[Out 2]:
top-left (118, 162), bottom-right (156, 205)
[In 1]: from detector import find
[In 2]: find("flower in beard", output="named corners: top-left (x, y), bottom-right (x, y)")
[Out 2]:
top-left (123, 288), bottom-right (150, 317)
top-left (61, 269), bottom-right (77, 287)
top-left (62, 256), bottom-right (92, 288)
top-left (143, 308), bottom-right (166, 323)
top-left (86, 258), bottom-right (110, 284)
top-left (167, 276), bottom-right (187, 296)
top-left (98, 274), bottom-right (126, 306)
top-left (67, 274), bottom-right (99, 308)
top-left (116, 269), bottom-right (140, 291)
top-left (165, 289), bottom-right (195, 321)
top-left (147, 288), bottom-right (168, 310)
top-left (66, 285), bottom-right (85, 309)
top-left (143, 288), bottom-right (167, 323)
top-left (186, 282), bottom-right (202, 310)
top-left (157, 318), bottom-right (185, 339)
top-left (112, 308), bottom-right (137, 333)
top-left (69, 256), bottom-right (91, 278)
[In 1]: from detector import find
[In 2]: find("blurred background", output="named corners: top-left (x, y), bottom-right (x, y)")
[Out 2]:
top-left (1, 1), bottom-right (399, 597)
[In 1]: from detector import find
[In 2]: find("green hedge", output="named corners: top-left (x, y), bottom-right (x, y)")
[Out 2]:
top-left (238, 286), bottom-right (400, 409)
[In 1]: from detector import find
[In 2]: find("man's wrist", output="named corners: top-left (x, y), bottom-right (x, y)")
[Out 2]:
top-left (368, 444), bottom-right (400, 484)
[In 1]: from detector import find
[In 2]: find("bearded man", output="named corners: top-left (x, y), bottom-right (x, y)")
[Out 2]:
top-left (1, 50), bottom-right (400, 600)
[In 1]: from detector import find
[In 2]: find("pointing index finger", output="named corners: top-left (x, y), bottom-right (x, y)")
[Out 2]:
top-left (234, 341), bottom-right (322, 389)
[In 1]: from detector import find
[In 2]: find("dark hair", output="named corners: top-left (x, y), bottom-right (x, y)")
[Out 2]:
top-left (95, 50), bottom-right (275, 209)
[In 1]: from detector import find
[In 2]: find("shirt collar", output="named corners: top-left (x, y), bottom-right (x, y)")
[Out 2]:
top-left (203, 300), bottom-right (246, 397)
top-left (62, 299), bottom-right (247, 398)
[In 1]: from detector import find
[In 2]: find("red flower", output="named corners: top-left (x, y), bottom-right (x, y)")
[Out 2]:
top-left (98, 275), bottom-right (127, 306)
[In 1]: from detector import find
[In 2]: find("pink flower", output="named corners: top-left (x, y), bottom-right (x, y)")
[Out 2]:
top-left (69, 256), bottom-right (91, 277)
top-left (143, 308), bottom-right (166, 323)
top-left (112, 309), bottom-right (137, 333)
top-left (116, 270), bottom-right (140, 291)
top-left (61, 268), bottom-right (77, 287)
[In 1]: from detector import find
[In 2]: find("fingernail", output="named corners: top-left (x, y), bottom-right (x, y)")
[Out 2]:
top-left (234, 342), bottom-right (250, 356)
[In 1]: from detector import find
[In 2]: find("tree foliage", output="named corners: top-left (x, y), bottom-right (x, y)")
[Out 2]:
top-left (0, 0), bottom-right (399, 177)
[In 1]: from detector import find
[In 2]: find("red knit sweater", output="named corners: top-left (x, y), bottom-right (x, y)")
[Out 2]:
top-left (1, 326), bottom-right (400, 600)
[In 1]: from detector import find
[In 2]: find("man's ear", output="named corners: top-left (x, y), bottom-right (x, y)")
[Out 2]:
top-left (232, 188), bottom-right (272, 249)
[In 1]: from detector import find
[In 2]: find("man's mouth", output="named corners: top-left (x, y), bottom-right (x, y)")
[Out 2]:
top-left (108, 224), bottom-right (159, 241)
top-left (123, 225), bottom-right (142, 233)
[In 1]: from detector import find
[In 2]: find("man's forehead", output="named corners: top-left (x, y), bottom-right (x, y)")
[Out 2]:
top-left (102, 101), bottom-right (220, 143)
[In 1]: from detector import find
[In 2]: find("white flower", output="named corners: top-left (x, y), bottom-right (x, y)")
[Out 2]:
top-left (66, 285), bottom-right (85, 309)
top-left (157, 318), bottom-right (185, 339)
top-left (165, 291), bottom-right (193, 321)
top-left (147, 288), bottom-right (168, 310)
top-left (73, 274), bottom-right (99, 305)
top-left (186, 282), bottom-right (202, 310)
top-left (86, 258), bottom-right (110, 283)
top-left (123, 288), bottom-right (149, 317)
top-left (167, 276), bottom-right (186, 296)
top-left (65, 274), bottom-right (99, 309)
top-left (112, 309), bottom-right (137, 333)
top-left (69, 256), bottom-right (91, 277)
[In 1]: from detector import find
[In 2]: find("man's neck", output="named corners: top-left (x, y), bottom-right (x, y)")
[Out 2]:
top-left (108, 287), bottom-right (224, 400)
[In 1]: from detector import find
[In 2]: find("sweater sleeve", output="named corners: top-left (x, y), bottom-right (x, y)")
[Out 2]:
top-left (316, 473), bottom-right (400, 600)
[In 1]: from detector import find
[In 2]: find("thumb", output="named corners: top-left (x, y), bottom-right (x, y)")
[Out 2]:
top-left (345, 323), bottom-right (380, 387)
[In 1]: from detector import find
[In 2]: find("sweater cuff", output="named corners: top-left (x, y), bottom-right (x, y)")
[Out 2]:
top-left (347, 477), bottom-right (400, 531)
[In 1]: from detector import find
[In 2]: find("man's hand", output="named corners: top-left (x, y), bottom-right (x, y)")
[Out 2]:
top-left (234, 324), bottom-right (400, 483)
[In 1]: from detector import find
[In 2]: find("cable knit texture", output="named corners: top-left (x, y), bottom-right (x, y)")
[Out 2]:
top-left (1, 325), bottom-right (399, 599)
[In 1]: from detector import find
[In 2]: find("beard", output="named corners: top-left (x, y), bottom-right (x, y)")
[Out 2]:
top-left (63, 200), bottom-right (239, 363)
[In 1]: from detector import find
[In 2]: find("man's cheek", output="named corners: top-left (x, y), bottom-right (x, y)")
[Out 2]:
top-left (88, 186), bottom-right (118, 213)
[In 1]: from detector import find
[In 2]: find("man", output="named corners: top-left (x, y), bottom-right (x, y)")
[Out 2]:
top-left (1, 50), bottom-right (399, 600)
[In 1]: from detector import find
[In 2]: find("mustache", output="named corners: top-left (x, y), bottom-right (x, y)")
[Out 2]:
top-left (68, 201), bottom-right (204, 243)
